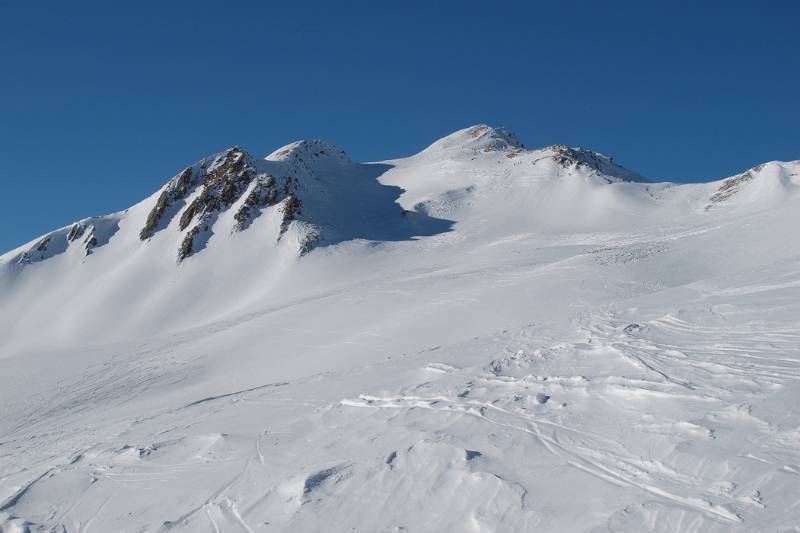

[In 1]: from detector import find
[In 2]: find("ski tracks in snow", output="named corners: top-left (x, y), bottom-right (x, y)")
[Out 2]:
top-left (4, 271), bottom-right (800, 531)
top-left (338, 305), bottom-right (800, 530)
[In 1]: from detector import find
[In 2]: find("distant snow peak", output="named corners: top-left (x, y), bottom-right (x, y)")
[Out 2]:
top-left (266, 139), bottom-right (350, 165)
top-left (421, 124), bottom-right (525, 156)
top-left (465, 124), bottom-right (524, 152)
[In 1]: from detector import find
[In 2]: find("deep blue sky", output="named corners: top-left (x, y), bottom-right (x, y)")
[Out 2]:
top-left (1, 1), bottom-right (798, 251)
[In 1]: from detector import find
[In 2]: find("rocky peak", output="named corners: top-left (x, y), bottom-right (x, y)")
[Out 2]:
top-left (544, 144), bottom-right (646, 182)
top-left (137, 146), bottom-right (305, 262)
top-left (176, 147), bottom-right (259, 233)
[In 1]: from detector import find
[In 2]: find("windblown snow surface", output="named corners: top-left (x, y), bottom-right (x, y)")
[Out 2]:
top-left (1, 125), bottom-right (800, 532)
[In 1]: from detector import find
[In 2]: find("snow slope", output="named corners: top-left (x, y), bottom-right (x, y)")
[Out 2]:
top-left (1, 125), bottom-right (800, 532)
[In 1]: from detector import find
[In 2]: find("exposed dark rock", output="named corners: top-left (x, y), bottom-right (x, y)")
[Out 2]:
top-left (81, 226), bottom-right (100, 256)
top-left (140, 191), bottom-right (170, 240)
top-left (233, 176), bottom-right (277, 232)
top-left (179, 195), bottom-right (203, 231)
top-left (140, 167), bottom-right (198, 240)
top-left (171, 148), bottom-right (283, 262)
top-left (279, 194), bottom-right (302, 235)
top-left (551, 145), bottom-right (607, 171)
top-left (178, 226), bottom-right (199, 262)
top-left (546, 144), bottom-right (643, 182)
top-left (66, 224), bottom-right (87, 242)
top-left (134, 143), bottom-right (348, 262)
top-left (84, 234), bottom-right (98, 254)
top-left (35, 237), bottom-right (50, 253)
top-left (176, 147), bottom-right (258, 238)
top-left (173, 167), bottom-right (196, 196)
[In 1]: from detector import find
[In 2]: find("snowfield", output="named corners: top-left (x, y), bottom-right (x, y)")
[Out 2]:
top-left (1, 125), bottom-right (799, 532)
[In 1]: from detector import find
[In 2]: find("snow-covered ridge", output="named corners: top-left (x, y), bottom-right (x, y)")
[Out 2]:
top-left (412, 125), bottom-right (645, 183)
top-left (705, 160), bottom-right (800, 208)
top-left (0, 140), bottom-right (363, 267)
top-left (1, 214), bottom-right (122, 266)
top-left (1, 125), bottom-right (798, 270)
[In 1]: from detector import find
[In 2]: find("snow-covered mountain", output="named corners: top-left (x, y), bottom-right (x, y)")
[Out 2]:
top-left (1, 125), bottom-right (800, 532)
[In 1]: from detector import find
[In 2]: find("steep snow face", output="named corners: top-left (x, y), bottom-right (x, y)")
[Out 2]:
top-left (2, 125), bottom-right (800, 533)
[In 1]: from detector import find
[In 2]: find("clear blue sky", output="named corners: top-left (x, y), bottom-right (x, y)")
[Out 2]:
top-left (1, 1), bottom-right (798, 251)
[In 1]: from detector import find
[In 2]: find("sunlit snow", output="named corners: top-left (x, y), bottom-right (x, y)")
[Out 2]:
top-left (1, 125), bottom-right (799, 532)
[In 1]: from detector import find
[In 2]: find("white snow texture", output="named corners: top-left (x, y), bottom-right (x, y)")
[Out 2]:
top-left (1, 125), bottom-right (800, 532)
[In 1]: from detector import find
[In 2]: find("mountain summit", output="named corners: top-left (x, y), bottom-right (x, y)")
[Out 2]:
top-left (2, 125), bottom-right (796, 273)
top-left (420, 124), bottom-right (525, 154)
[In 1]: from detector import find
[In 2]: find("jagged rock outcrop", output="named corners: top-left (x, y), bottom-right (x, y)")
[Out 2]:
top-left (65, 223), bottom-right (100, 255)
top-left (176, 147), bottom-right (255, 232)
top-left (279, 193), bottom-right (302, 234)
top-left (140, 146), bottom-right (257, 243)
top-left (546, 144), bottom-right (645, 182)
top-left (136, 143), bottom-right (331, 262)
top-left (66, 223), bottom-right (87, 242)
top-left (139, 166), bottom-right (198, 240)
top-left (177, 226), bottom-right (200, 262)
top-left (233, 175), bottom-right (278, 232)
